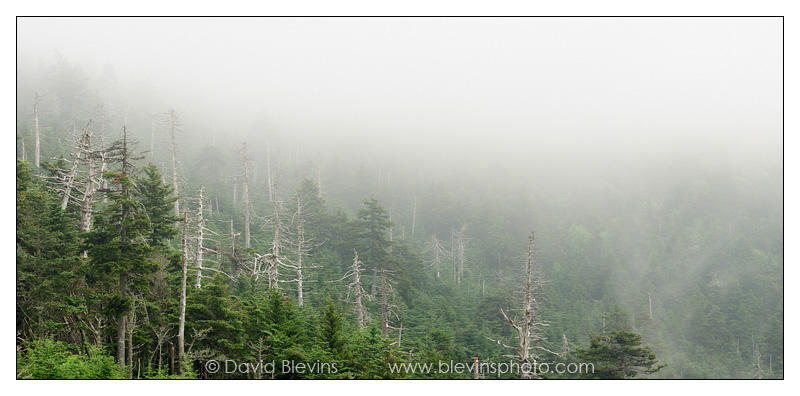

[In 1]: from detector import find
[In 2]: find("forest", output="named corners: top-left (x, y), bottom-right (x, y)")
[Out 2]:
top-left (16, 18), bottom-right (783, 380)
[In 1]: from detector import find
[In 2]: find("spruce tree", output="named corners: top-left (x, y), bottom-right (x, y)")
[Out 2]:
top-left (136, 163), bottom-right (180, 248)
top-left (576, 331), bottom-right (666, 379)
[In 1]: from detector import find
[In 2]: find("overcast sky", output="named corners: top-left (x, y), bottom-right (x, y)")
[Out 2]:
top-left (16, 17), bottom-right (782, 170)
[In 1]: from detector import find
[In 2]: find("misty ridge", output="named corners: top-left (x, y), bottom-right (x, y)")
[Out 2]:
top-left (16, 17), bottom-right (782, 380)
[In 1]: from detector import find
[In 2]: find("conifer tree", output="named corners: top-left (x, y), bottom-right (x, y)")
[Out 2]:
top-left (136, 163), bottom-right (179, 248)
top-left (83, 127), bottom-right (157, 371)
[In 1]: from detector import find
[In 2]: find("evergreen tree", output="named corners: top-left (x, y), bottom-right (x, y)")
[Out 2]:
top-left (136, 163), bottom-right (179, 248)
top-left (16, 160), bottom-right (83, 343)
top-left (576, 331), bottom-right (666, 379)
top-left (319, 296), bottom-right (347, 361)
top-left (83, 140), bottom-right (157, 371)
top-left (356, 198), bottom-right (393, 265)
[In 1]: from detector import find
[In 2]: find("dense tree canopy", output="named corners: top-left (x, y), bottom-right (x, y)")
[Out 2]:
top-left (15, 48), bottom-right (782, 380)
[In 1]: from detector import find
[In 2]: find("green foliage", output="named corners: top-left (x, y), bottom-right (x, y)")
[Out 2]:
top-left (356, 198), bottom-right (393, 266)
top-left (350, 325), bottom-right (398, 379)
top-left (576, 331), bottom-right (666, 379)
top-left (84, 170), bottom-right (158, 295)
top-left (318, 296), bottom-right (348, 361)
top-left (14, 54), bottom-right (784, 379)
top-left (16, 160), bottom-right (83, 341)
top-left (17, 339), bottom-right (123, 379)
top-left (187, 275), bottom-right (245, 366)
top-left (136, 163), bottom-right (180, 247)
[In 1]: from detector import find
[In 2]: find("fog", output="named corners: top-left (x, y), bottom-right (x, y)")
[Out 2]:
top-left (17, 17), bottom-right (781, 175)
top-left (15, 17), bottom-right (785, 379)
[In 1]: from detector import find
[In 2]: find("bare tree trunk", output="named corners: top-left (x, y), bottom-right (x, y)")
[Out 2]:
top-left (33, 92), bottom-right (40, 168)
top-left (518, 234), bottom-right (533, 379)
top-left (127, 299), bottom-right (134, 379)
top-left (267, 193), bottom-right (282, 289)
top-left (396, 323), bottom-right (406, 348)
top-left (295, 196), bottom-right (304, 306)
top-left (454, 224), bottom-right (467, 285)
top-left (195, 186), bottom-right (205, 288)
top-left (352, 250), bottom-right (367, 329)
top-left (168, 109), bottom-right (180, 218)
top-left (371, 268), bottom-right (378, 297)
top-left (79, 125), bottom-right (95, 234)
top-left (99, 108), bottom-right (109, 200)
top-left (242, 143), bottom-right (251, 249)
top-left (230, 217), bottom-right (238, 278)
top-left (451, 229), bottom-right (457, 283)
top-left (388, 211), bottom-right (393, 254)
top-left (60, 122), bottom-right (91, 211)
top-left (178, 212), bottom-right (188, 376)
top-left (381, 269), bottom-right (389, 338)
top-left (496, 232), bottom-right (555, 379)
top-left (117, 273), bottom-right (127, 371)
top-left (429, 234), bottom-right (447, 280)
top-left (433, 237), bottom-right (440, 280)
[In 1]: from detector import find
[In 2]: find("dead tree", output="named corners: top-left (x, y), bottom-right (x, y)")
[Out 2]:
top-left (194, 185), bottom-right (210, 288)
top-left (425, 234), bottom-right (449, 281)
top-left (264, 185), bottom-right (287, 289)
top-left (390, 323), bottom-right (408, 349)
top-left (451, 224), bottom-right (468, 285)
top-left (241, 143), bottom-right (252, 249)
top-left (57, 120), bottom-right (92, 211)
top-left (44, 119), bottom-right (108, 236)
top-left (155, 109), bottom-right (182, 218)
top-left (229, 217), bottom-right (241, 278)
top-left (177, 212), bottom-right (189, 377)
top-left (492, 232), bottom-right (559, 379)
top-left (77, 121), bottom-right (96, 234)
top-left (168, 109), bottom-right (181, 218)
top-left (283, 192), bottom-right (321, 306)
top-left (97, 104), bottom-right (111, 199)
top-left (379, 269), bottom-right (399, 339)
top-left (331, 249), bottom-right (369, 329)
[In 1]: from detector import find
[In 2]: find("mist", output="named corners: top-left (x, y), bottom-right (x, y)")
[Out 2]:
top-left (15, 17), bottom-right (783, 380)
top-left (17, 17), bottom-right (781, 169)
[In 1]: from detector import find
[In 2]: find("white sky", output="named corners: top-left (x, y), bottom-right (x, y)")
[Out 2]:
top-left (16, 17), bottom-right (782, 164)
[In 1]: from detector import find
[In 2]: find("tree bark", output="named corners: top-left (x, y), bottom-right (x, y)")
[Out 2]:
top-left (381, 269), bottom-right (389, 338)
top-left (168, 109), bottom-right (180, 218)
top-left (178, 212), bottom-right (188, 376)
top-left (117, 273), bottom-right (127, 370)
top-left (295, 195), bottom-right (304, 306)
top-left (195, 186), bottom-right (205, 288)
top-left (242, 143), bottom-right (251, 249)
top-left (79, 124), bottom-right (95, 234)
top-left (352, 250), bottom-right (366, 329)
